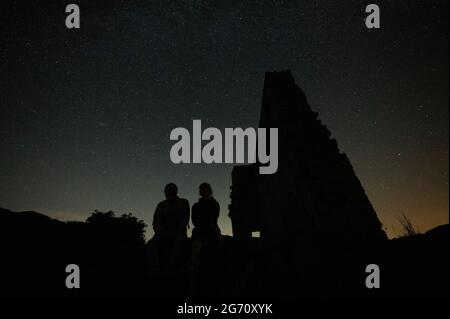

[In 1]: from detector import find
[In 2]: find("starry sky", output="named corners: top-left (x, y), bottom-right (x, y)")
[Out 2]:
top-left (1, 0), bottom-right (448, 238)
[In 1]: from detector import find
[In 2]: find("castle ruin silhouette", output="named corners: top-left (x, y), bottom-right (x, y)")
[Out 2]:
top-left (229, 71), bottom-right (387, 246)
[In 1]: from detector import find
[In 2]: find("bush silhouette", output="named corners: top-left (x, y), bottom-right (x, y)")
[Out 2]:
top-left (86, 210), bottom-right (147, 245)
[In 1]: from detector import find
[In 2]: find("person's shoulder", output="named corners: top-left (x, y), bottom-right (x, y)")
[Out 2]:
top-left (157, 199), bottom-right (169, 207)
top-left (178, 197), bottom-right (189, 205)
top-left (154, 201), bottom-right (164, 214)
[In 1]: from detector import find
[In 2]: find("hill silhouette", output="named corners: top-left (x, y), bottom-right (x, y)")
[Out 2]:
top-left (0, 207), bottom-right (448, 299)
top-left (0, 208), bottom-right (146, 299)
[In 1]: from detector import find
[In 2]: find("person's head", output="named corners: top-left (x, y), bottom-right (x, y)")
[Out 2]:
top-left (199, 182), bottom-right (212, 198)
top-left (164, 183), bottom-right (178, 199)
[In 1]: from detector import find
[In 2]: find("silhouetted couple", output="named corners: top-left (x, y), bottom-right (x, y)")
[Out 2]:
top-left (148, 182), bottom-right (220, 274)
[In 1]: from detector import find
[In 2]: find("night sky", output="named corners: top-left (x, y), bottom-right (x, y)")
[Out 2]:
top-left (1, 0), bottom-right (448, 238)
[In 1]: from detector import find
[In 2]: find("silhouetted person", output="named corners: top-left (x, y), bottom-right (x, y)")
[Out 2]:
top-left (153, 183), bottom-right (190, 237)
top-left (192, 183), bottom-right (221, 243)
top-left (150, 183), bottom-right (190, 271)
top-left (189, 183), bottom-right (221, 298)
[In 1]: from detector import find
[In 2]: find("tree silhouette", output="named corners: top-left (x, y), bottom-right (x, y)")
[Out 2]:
top-left (86, 210), bottom-right (147, 245)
